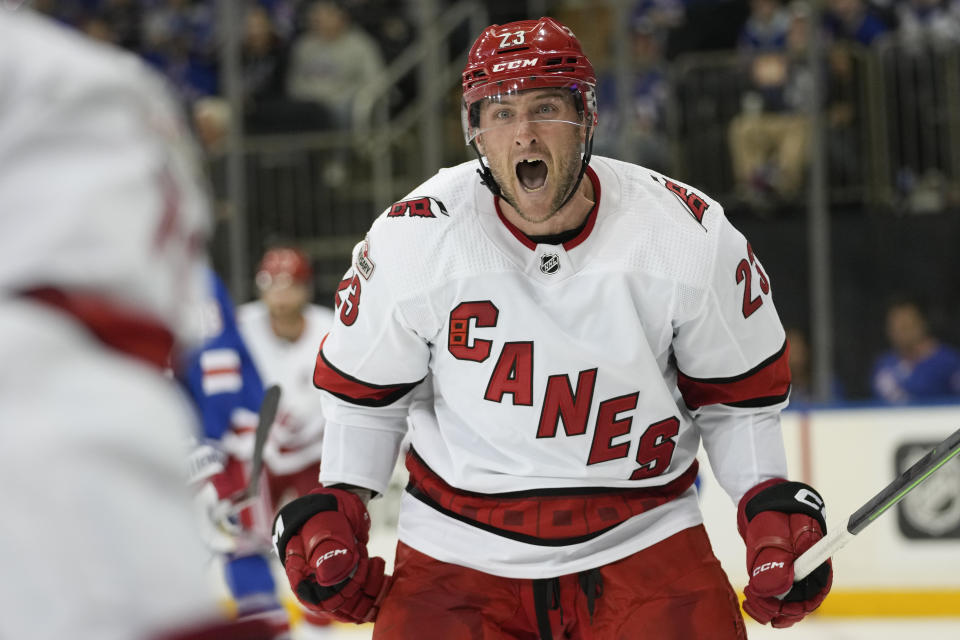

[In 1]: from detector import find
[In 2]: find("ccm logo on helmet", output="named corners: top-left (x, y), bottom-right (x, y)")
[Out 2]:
top-left (753, 561), bottom-right (785, 577)
top-left (492, 58), bottom-right (538, 72)
top-left (315, 548), bottom-right (349, 567)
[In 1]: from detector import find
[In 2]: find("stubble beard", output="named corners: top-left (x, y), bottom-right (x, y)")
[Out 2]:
top-left (491, 144), bottom-right (582, 224)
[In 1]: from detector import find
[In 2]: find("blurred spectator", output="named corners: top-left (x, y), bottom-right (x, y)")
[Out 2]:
top-left (594, 18), bottom-right (671, 171)
top-left (786, 327), bottom-right (844, 404)
top-left (192, 97), bottom-right (231, 154)
top-left (98, 0), bottom-right (143, 51)
top-left (824, 44), bottom-right (862, 188)
top-left (738, 0), bottom-right (792, 51)
top-left (345, 0), bottom-right (416, 61)
top-left (895, 0), bottom-right (960, 52)
top-left (141, 0), bottom-right (219, 105)
top-left (286, 0), bottom-right (383, 129)
top-left (871, 297), bottom-right (960, 403)
top-left (823, 0), bottom-right (891, 46)
top-left (243, 5), bottom-right (288, 104)
top-left (80, 14), bottom-right (117, 44)
top-left (728, 2), bottom-right (814, 212)
top-left (662, 0), bottom-right (749, 58)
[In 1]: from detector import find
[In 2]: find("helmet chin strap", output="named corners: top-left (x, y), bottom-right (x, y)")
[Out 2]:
top-left (470, 140), bottom-right (502, 197)
top-left (470, 123), bottom-right (595, 214)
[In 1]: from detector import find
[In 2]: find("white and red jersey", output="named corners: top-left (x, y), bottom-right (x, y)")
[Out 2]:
top-left (0, 11), bottom-right (210, 349)
top-left (314, 156), bottom-right (790, 578)
top-left (0, 12), bottom-right (222, 640)
top-left (237, 301), bottom-right (335, 475)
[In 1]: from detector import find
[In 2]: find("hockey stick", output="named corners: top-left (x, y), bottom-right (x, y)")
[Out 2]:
top-left (229, 384), bottom-right (281, 513)
top-left (792, 426), bottom-right (960, 582)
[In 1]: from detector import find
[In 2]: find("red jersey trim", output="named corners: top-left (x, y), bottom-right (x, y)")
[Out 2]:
top-left (313, 339), bottom-right (422, 407)
top-left (493, 166), bottom-right (601, 251)
top-left (23, 287), bottom-right (174, 370)
top-left (405, 448), bottom-right (698, 546)
top-left (676, 340), bottom-right (791, 410)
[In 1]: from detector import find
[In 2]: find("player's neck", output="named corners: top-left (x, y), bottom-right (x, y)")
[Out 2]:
top-left (499, 176), bottom-right (594, 238)
top-left (270, 313), bottom-right (305, 342)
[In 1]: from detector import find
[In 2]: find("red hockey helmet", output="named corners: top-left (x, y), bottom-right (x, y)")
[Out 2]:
top-left (255, 247), bottom-right (312, 290)
top-left (461, 17), bottom-right (598, 144)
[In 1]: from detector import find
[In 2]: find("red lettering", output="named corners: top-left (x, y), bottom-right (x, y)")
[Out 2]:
top-left (630, 416), bottom-right (680, 480)
top-left (388, 197), bottom-right (435, 218)
top-left (664, 179), bottom-right (709, 223)
top-left (586, 392), bottom-right (639, 465)
top-left (537, 369), bottom-right (597, 438)
top-left (666, 180), bottom-right (688, 200)
top-left (335, 275), bottom-right (361, 326)
top-left (448, 301), bottom-right (498, 362)
top-left (686, 193), bottom-right (708, 222)
top-left (484, 342), bottom-right (534, 405)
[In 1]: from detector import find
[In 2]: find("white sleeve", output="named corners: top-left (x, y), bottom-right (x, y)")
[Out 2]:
top-left (314, 235), bottom-right (433, 494)
top-left (672, 212), bottom-right (790, 503)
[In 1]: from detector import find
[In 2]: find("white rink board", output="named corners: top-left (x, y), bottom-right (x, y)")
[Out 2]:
top-left (299, 618), bottom-right (960, 640)
top-left (699, 404), bottom-right (960, 592)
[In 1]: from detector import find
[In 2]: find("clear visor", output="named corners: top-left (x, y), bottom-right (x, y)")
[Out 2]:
top-left (461, 76), bottom-right (596, 145)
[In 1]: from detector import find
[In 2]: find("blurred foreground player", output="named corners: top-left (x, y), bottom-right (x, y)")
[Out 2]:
top-left (0, 10), bottom-right (274, 640)
top-left (273, 17), bottom-right (832, 639)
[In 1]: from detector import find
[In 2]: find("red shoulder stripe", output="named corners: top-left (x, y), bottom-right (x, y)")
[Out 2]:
top-left (677, 341), bottom-right (791, 409)
top-left (313, 338), bottom-right (421, 406)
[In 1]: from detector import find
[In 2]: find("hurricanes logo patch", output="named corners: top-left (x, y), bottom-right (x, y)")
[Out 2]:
top-left (540, 253), bottom-right (560, 275)
top-left (387, 196), bottom-right (448, 218)
top-left (650, 175), bottom-right (709, 227)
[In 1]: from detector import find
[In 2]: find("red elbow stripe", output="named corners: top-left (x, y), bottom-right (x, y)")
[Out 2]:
top-left (677, 341), bottom-right (791, 409)
top-left (313, 345), bottom-right (421, 406)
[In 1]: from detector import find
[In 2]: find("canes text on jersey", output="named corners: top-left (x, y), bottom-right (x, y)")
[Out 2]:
top-left (448, 300), bottom-right (679, 481)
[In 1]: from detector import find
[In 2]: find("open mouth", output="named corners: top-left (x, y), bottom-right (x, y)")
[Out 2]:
top-left (516, 159), bottom-right (548, 192)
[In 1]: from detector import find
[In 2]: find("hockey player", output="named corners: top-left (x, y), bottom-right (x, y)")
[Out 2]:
top-left (180, 270), bottom-right (292, 639)
top-left (237, 247), bottom-right (334, 510)
top-left (271, 17), bottom-right (833, 639)
top-left (237, 247), bottom-right (336, 635)
top-left (0, 9), bottom-right (275, 640)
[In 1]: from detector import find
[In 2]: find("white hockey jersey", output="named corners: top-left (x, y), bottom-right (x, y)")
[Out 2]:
top-left (0, 12), bottom-right (210, 349)
top-left (315, 157), bottom-right (790, 578)
top-left (238, 302), bottom-right (335, 475)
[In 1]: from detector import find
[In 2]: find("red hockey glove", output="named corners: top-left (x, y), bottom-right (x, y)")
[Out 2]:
top-left (272, 487), bottom-right (389, 623)
top-left (737, 478), bottom-right (833, 628)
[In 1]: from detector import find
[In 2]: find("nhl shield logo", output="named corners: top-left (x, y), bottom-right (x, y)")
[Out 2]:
top-left (539, 253), bottom-right (560, 275)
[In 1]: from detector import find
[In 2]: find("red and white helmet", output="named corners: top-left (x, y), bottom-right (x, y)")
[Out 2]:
top-left (255, 247), bottom-right (312, 290)
top-left (461, 17), bottom-right (598, 144)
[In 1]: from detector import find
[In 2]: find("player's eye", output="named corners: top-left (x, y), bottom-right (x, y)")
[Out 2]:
top-left (494, 109), bottom-right (513, 120)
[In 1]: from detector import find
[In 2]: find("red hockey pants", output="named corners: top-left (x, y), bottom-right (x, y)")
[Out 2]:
top-left (373, 524), bottom-right (746, 640)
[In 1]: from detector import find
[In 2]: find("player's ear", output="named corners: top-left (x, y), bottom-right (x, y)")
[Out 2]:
top-left (474, 134), bottom-right (486, 156)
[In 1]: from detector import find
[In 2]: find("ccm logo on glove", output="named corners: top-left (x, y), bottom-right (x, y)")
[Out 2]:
top-left (753, 561), bottom-right (785, 576)
top-left (316, 547), bottom-right (349, 566)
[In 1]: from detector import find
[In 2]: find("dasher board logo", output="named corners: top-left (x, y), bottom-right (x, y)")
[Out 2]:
top-left (540, 253), bottom-right (560, 275)
top-left (896, 441), bottom-right (960, 539)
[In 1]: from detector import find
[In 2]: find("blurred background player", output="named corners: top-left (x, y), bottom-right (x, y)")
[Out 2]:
top-left (0, 9), bottom-right (274, 640)
top-left (179, 269), bottom-right (293, 639)
top-left (238, 246), bottom-right (333, 508)
top-left (237, 246), bottom-right (336, 635)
